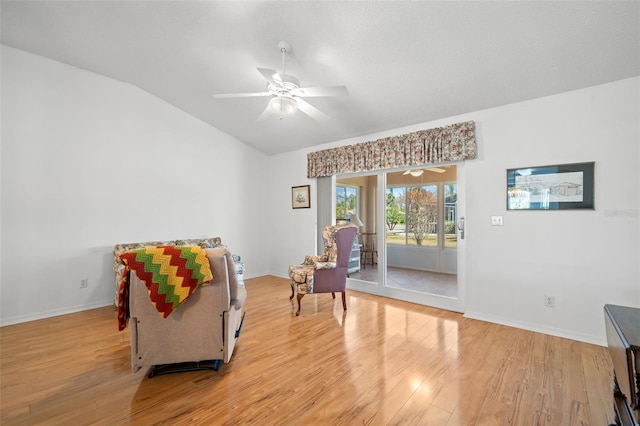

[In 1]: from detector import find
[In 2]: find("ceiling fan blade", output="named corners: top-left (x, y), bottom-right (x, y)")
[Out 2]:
top-left (426, 167), bottom-right (447, 174)
top-left (402, 167), bottom-right (447, 176)
top-left (293, 85), bottom-right (348, 97)
top-left (213, 92), bottom-right (272, 99)
top-left (403, 170), bottom-right (424, 177)
top-left (257, 68), bottom-right (280, 86)
top-left (257, 104), bottom-right (273, 121)
top-left (296, 98), bottom-right (329, 121)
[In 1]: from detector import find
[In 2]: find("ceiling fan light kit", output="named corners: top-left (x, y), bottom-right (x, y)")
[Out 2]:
top-left (212, 41), bottom-right (347, 121)
top-left (269, 96), bottom-right (298, 116)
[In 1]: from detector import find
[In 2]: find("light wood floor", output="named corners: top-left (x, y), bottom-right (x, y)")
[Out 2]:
top-left (1, 276), bottom-right (614, 425)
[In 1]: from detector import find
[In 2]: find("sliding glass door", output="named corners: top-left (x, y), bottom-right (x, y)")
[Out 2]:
top-left (385, 169), bottom-right (457, 297)
top-left (336, 164), bottom-right (465, 313)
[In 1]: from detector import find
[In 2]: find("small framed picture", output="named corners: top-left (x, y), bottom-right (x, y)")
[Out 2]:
top-left (507, 162), bottom-right (594, 210)
top-left (292, 185), bottom-right (311, 209)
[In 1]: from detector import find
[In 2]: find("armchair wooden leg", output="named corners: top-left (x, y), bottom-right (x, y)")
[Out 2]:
top-left (331, 292), bottom-right (335, 299)
top-left (341, 292), bottom-right (347, 311)
top-left (289, 282), bottom-right (295, 300)
top-left (296, 293), bottom-right (304, 316)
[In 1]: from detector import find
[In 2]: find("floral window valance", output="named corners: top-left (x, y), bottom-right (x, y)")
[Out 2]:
top-left (307, 120), bottom-right (476, 178)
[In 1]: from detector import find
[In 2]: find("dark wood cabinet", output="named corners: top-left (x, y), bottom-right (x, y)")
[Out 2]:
top-left (604, 304), bottom-right (640, 426)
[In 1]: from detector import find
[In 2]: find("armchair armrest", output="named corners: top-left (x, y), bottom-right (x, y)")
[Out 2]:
top-left (302, 255), bottom-right (336, 270)
top-left (313, 261), bottom-right (337, 270)
top-left (303, 255), bottom-right (326, 265)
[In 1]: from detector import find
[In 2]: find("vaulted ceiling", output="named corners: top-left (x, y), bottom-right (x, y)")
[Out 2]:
top-left (2, 1), bottom-right (638, 155)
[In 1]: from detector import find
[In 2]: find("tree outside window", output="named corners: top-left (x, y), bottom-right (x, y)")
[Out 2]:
top-left (386, 184), bottom-right (454, 247)
top-left (336, 185), bottom-right (358, 220)
top-left (404, 186), bottom-right (438, 246)
top-left (386, 188), bottom-right (406, 244)
top-left (386, 191), bottom-right (404, 231)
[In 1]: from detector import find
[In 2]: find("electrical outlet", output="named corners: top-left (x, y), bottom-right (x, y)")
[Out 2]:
top-left (544, 295), bottom-right (555, 308)
top-left (491, 215), bottom-right (504, 226)
top-left (80, 278), bottom-right (88, 289)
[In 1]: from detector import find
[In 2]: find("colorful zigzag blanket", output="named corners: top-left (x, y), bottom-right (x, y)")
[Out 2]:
top-left (117, 245), bottom-right (213, 330)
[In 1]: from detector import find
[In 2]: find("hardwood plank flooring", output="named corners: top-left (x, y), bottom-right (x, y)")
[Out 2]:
top-left (1, 276), bottom-right (614, 425)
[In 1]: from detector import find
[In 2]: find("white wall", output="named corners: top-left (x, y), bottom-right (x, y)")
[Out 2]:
top-left (0, 45), bottom-right (270, 325)
top-left (463, 78), bottom-right (639, 345)
top-left (268, 77), bottom-right (640, 345)
top-left (2, 44), bottom-right (637, 344)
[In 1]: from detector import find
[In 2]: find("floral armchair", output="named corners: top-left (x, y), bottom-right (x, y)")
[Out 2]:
top-left (288, 223), bottom-right (357, 316)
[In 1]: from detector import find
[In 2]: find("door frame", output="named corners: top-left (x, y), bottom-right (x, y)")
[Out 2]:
top-left (342, 163), bottom-right (466, 313)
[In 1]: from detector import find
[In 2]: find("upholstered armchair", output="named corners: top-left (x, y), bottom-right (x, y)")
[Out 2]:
top-left (288, 223), bottom-right (357, 316)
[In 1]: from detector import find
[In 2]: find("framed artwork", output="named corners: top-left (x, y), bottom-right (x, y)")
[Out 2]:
top-left (291, 185), bottom-right (311, 209)
top-left (507, 162), bottom-right (594, 210)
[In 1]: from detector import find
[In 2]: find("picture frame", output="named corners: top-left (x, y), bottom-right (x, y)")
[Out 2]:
top-left (291, 185), bottom-right (311, 209)
top-left (507, 162), bottom-right (594, 210)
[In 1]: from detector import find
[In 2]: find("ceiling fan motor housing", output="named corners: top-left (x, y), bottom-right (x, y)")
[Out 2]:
top-left (269, 74), bottom-right (301, 94)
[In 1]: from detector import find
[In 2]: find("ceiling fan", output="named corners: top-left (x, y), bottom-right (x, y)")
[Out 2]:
top-left (403, 167), bottom-right (448, 177)
top-left (212, 41), bottom-right (348, 121)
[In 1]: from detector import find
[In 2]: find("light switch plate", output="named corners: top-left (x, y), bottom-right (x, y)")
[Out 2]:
top-left (491, 215), bottom-right (504, 226)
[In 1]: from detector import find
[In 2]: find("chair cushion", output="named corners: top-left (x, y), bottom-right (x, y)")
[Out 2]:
top-left (288, 264), bottom-right (314, 294)
top-left (288, 264), bottom-right (312, 284)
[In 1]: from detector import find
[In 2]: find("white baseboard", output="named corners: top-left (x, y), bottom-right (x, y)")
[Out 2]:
top-left (270, 272), bottom-right (289, 280)
top-left (10, 276), bottom-right (602, 347)
top-left (464, 310), bottom-right (606, 346)
top-left (1, 300), bottom-right (115, 327)
top-left (244, 271), bottom-right (270, 280)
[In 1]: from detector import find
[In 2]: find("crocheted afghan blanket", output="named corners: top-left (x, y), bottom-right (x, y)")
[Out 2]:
top-left (117, 245), bottom-right (213, 330)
